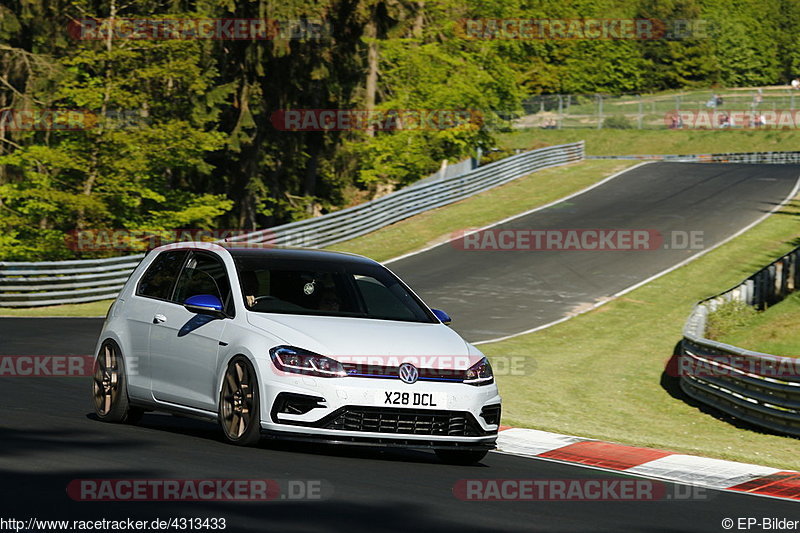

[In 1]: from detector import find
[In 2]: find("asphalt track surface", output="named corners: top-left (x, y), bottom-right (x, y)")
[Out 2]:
top-left (390, 162), bottom-right (800, 342)
top-left (3, 163), bottom-right (800, 532)
top-left (2, 319), bottom-right (799, 533)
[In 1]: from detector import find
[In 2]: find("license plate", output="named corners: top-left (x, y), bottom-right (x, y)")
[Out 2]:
top-left (378, 390), bottom-right (447, 409)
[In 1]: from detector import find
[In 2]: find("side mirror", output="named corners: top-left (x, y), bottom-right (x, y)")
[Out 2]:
top-left (431, 309), bottom-right (452, 325)
top-left (184, 294), bottom-right (226, 318)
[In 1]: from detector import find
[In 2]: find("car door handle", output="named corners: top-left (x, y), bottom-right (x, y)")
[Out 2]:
top-left (153, 314), bottom-right (167, 324)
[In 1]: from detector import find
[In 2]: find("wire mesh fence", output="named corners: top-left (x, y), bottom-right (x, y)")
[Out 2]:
top-left (518, 88), bottom-right (800, 130)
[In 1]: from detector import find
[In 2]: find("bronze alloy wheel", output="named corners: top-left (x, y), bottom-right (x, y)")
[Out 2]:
top-left (93, 343), bottom-right (120, 416)
top-left (91, 341), bottom-right (143, 423)
top-left (220, 357), bottom-right (261, 446)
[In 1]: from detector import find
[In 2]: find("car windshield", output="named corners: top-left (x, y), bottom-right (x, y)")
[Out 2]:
top-left (233, 256), bottom-right (436, 323)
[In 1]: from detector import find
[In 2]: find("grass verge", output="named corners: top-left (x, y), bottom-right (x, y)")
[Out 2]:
top-left (0, 299), bottom-right (112, 317)
top-left (497, 129), bottom-right (800, 157)
top-left (482, 198), bottom-right (800, 470)
top-left (705, 300), bottom-right (758, 341)
top-left (716, 292), bottom-right (800, 356)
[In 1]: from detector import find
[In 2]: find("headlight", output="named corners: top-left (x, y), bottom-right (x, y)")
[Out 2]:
top-left (270, 346), bottom-right (346, 378)
top-left (464, 357), bottom-right (494, 386)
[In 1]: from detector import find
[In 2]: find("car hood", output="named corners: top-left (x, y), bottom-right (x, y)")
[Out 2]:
top-left (246, 313), bottom-right (472, 359)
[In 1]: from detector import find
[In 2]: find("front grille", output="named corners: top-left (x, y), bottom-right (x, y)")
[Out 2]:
top-left (321, 407), bottom-right (486, 437)
top-left (341, 363), bottom-right (466, 382)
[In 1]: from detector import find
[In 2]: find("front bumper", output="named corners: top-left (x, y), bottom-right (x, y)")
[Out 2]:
top-left (258, 369), bottom-right (501, 447)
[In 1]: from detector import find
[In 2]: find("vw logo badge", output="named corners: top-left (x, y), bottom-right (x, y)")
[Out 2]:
top-left (398, 363), bottom-right (419, 384)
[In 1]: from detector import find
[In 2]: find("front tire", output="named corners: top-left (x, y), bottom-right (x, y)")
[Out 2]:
top-left (91, 341), bottom-right (143, 424)
top-left (435, 449), bottom-right (489, 465)
top-left (219, 356), bottom-right (262, 446)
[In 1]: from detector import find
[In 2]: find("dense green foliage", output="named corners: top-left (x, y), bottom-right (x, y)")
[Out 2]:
top-left (1, 0), bottom-right (798, 259)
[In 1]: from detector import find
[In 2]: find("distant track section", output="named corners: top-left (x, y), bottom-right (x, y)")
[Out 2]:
top-left (389, 162), bottom-right (800, 342)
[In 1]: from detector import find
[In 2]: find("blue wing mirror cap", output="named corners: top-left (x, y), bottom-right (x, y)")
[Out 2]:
top-left (184, 294), bottom-right (225, 317)
top-left (432, 308), bottom-right (452, 325)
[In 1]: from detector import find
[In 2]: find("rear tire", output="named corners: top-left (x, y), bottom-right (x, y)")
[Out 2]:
top-left (219, 356), bottom-right (262, 446)
top-left (91, 341), bottom-right (142, 424)
top-left (435, 449), bottom-right (489, 465)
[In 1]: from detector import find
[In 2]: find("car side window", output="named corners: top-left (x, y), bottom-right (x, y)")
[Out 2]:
top-left (173, 251), bottom-right (233, 314)
top-left (136, 250), bottom-right (188, 300)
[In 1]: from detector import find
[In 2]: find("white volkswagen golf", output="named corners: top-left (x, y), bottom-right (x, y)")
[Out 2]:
top-left (92, 242), bottom-right (501, 464)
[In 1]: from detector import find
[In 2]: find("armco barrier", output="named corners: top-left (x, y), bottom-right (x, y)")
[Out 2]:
top-left (588, 151), bottom-right (800, 163)
top-left (680, 246), bottom-right (800, 437)
top-left (0, 142), bottom-right (584, 307)
top-left (0, 254), bottom-right (144, 307)
top-left (224, 142), bottom-right (584, 247)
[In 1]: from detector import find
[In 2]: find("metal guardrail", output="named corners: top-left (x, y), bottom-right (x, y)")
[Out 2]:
top-left (588, 151), bottom-right (800, 164)
top-left (0, 254), bottom-right (145, 307)
top-left (225, 142), bottom-right (584, 247)
top-left (680, 246), bottom-right (800, 437)
top-left (0, 142), bottom-right (584, 307)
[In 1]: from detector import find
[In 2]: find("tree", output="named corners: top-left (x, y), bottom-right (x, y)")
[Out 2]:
top-left (0, 0), bottom-right (230, 259)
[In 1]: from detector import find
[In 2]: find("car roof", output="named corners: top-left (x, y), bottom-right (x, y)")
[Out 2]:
top-left (225, 245), bottom-right (378, 266)
top-left (149, 241), bottom-right (378, 267)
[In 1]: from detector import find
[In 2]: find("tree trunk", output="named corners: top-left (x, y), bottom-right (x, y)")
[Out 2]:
top-left (303, 134), bottom-right (322, 201)
top-left (413, 1), bottom-right (425, 38)
top-left (364, 14), bottom-right (379, 137)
